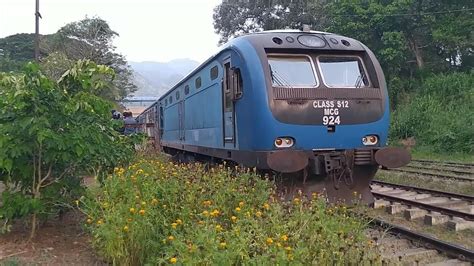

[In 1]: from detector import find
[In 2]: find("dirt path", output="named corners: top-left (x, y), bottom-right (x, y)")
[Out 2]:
top-left (0, 210), bottom-right (105, 265)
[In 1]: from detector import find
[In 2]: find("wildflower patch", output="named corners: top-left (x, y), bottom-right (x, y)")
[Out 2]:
top-left (80, 158), bottom-right (379, 264)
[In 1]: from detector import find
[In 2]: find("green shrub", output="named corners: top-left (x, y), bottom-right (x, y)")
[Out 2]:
top-left (390, 72), bottom-right (473, 153)
top-left (0, 61), bottom-right (136, 237)
top-left (81, 158), bottom-right (379, 265)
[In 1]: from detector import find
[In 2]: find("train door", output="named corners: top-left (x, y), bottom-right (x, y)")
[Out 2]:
top-left (157, 105), bottom-right (162, 147)
top-left (178, 101), bottom-right (185, 141)
top-left (222, 59), bottom-right (235, 147)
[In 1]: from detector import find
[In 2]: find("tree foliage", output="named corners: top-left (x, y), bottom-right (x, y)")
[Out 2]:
top-left (214, 0), bottom-right (473, 76)
top-left (49, 17), bottom-right (137, 100)
top-left (0, 61), bottom-right (136, 237)
top-left (0, 17), bottom-right (137, 100)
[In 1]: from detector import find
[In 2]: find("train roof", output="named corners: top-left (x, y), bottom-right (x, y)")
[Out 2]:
top-left (158, 29), bottom-right (365, 101)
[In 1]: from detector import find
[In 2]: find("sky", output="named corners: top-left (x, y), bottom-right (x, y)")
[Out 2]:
top-left (0, 0), bottom-right (222, 63)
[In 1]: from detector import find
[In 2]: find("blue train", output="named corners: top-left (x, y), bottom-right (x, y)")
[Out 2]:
top-left (137, 29), bottom-right (410, 203)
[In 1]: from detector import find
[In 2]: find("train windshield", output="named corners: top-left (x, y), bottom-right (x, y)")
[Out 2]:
top-left (318, 56), bottom-right (369, 88)
top-left (268, 55), bottom-right (318, 88)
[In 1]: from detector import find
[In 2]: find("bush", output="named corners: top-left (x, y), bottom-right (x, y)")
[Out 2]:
top-left (80, 158), bottom-right (379, 265)
top-left (390, 72), bottom-right (473, 153)
top-left (0, 61), bottom-right (136, 237)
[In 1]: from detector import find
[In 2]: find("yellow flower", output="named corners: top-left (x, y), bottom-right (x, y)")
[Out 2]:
top-left (293, 197), bottom-right (300, 204)
top-left (170, 257), bottom-right (177, 264)
top-left (151, 198), bottom-right (159, 205)
top-left (276, 242), bottom-right (282, 247)
top-left (198, 220), bottom-right (204, 225)
top-left (127, 218), bottom-right (133, 223)
top-left (281, 235), bottom-right (288, 242)
top-left (202, 210), bottom-right (209, 216)
top-left (263, 203), bottom-right (270, 210)
top-left (215, 225), bottom-right (223, 232)
top-left (168, 235), bottom-right (174, 241)
top-left (86, 218), bottom-right (93, 224)
top-left (285, 246), bottom-right (292, 252)
top-left (312, 192), bottom-right (318, 199)
top-left (176, 219), bottom-right (183, 225)
top-left (139, 209), bottom-right (145, 216)
top-left (219, 242), bottom-right (227, 249)
top-left (255, 211), bottom-right (262, 217)
top-left (231, 216), bottom-right (237, 223)
top-left (97, 219), bottom-right (103, 225)
top-left (141, 201), bottom-right (146, 206)
top-left (123, 226), bottom-right (129, 232)
top-left (202, 200), bottom-right (212, 206)
top-left (238, 201), bottom-right (244, 207)
top-left (171, 223), bottom-right (178, 229)
top-left (129, 207), bottom-right (136, 214)
top-left (74, 200), bottom-right (79, 206)
top-left (135, 195), bottom-right (140, 200)
top-left (235, 207), bottom-right (241, 212)
top-left (210, 209), bottom-right (220, 217)
top-left (266, 238), bottom-right (273, 245)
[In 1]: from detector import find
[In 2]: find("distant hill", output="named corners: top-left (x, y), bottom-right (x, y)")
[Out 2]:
top-left (130, 59), bottom-right (200, 97)
top-left (0, 33), bottom-right (200, 98)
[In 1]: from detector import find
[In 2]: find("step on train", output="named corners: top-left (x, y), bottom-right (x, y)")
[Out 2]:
top-left (136, 28), bottom-right (411, 203)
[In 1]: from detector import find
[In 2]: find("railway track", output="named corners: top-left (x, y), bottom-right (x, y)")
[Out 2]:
top-left (369, 180), bottom-right (474, 264)
top-left (370, 218), bottom-right (473, 264)
top-left (382, 159), bottom-right (474, 182)
top-left (412, 159), bottom-right (474, 169)
top-left (372, 181), bottom-right (474, 221)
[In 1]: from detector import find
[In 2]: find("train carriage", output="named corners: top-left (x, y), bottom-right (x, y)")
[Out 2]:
top-left (138, 29), bottom-right (410, 203)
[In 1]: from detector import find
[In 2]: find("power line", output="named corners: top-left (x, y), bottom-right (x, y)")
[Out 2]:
top-left (338, 8), bottom-right (474, 18)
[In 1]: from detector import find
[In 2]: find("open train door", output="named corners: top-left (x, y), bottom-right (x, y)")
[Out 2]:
top-left (178, 101), bottom-right (185, 142)
top-left (222, 60), bottom-right (235, 148)
top-left (157, 105), bottom-right (163, 150)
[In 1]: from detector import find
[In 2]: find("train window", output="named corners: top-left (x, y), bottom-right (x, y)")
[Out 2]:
top-left (169, 95), bottom-right (173, 104)
top-left (318, 56), bottom-right (369, 88)
top-left (176, 90), bottom-right (180, 100)
top-left (165, 99), bottom-right (168, 106)
top-left (268, 55), bottom-right (318, 88)
top-left (195, 77), bottom-right (202, 89)
top-left (184, 85), bottom-right (190, 95)
top-left (210, 66), bottom-right (218, 80)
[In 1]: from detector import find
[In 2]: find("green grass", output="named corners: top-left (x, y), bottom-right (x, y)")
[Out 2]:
top-left (375, 171), bottom-right (474, 196)
top-left (411, 147), bottom-right (474, 163)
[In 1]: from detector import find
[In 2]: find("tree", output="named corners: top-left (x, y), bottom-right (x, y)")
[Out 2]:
top-left (213, 0), bottom-right (473, 76)
top-left (47, 17), bottom-right (137, 100)
top-left (213, 0), bottom-right (329, 44)
top-left (0, 61), bottom-right (135, 238)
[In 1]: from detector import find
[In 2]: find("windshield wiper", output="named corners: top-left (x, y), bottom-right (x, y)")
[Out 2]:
top-left (354, 72), bottom-right (366, 88)
top-left (269, 65), bottom-right (294, 88)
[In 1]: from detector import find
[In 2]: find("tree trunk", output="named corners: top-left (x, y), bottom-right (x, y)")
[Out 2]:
top-left (409, 38), bottom-right (424, 69)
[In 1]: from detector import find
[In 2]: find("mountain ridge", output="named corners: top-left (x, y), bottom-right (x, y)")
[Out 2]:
top-left (130, 58), bottom-right (200, 97)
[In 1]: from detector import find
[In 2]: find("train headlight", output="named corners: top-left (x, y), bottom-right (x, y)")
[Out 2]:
top-left (362, 135), bottom-right (378, 146)
top-left (275, 137), bottom-right (294, 148)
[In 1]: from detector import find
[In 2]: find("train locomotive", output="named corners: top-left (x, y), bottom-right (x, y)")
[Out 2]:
top-left (137, 29), bottom-right (410, 204)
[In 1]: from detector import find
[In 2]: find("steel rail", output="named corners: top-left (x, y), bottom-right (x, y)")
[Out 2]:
top-left (372, 180), bottom-right (474, 202)
top-left (382, 168), bottom-right (474, 182)
top-left (412, 159), bottom-right (474, 168)
top-left (404, 165), bottom-right (474, 176)
top-left (371, 218), bottom-right (474, 262)
top-left (372, 191), bottom-right (474, 221)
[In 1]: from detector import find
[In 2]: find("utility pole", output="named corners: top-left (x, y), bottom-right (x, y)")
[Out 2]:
top-left (34, 0), bottom-right (41, 62)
